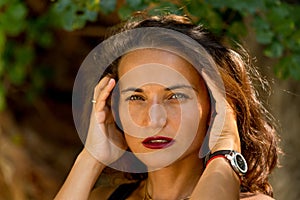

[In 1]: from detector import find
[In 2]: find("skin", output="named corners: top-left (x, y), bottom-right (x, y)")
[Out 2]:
top-left (118, 49), bottom-right (210, 169)
top-left (117, 49), bottom-right (210, 199)
top-left (55, 49), bottom-right (273, 200)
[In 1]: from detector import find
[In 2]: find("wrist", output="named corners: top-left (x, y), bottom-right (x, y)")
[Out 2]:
top-left (205, 150), bottom-right (247, 180)
top-left (210, 135), bottom-right (241, 154)
top-left (205, 156), bottom-right (240, 180)
top-left (193, 157), bottom-right (240, 199)
top-left (54, 148), bottom-right (106, 199)
top-left (77, 148), bottom-right (106, 171)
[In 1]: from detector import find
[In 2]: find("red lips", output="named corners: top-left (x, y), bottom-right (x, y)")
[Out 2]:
top-left (142, 136), bottom-right (174, 149)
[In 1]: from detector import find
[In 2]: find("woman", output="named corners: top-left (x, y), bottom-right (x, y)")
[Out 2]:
top-left (55, 15), bottom-right (280, 200)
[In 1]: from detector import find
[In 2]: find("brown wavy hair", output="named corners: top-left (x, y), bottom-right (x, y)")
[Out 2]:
top-left (103, 14), bottom-right (280, 197)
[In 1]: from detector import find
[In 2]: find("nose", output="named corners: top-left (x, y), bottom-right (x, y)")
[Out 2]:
top-left (148, 104), bottom-right (167, 128)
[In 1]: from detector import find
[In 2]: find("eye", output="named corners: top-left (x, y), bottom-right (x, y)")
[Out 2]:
top-left (125, 95), bottom-right (145, 101)
top-left (168, 93), bottom-right (190, 100)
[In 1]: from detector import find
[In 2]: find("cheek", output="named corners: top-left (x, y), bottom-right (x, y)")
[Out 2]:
top-left (170, 102), bottom-right (201, 139)
top-left (176, 100), bottom-right (209, 145)
top-left (124, 133), bottom-right (139, 151)
top-left (119, 101), bottom-right (151, 127)
top-left (181, 106), bottom-right (201, 135)
top-left (128, 102), bottom-right (149, 126)
top-left (195, 97), bottom-right (211, 138)
top-left (118, 101), bottom-right (143, 135)
top-left (164, 104), bottom-right (182, 129)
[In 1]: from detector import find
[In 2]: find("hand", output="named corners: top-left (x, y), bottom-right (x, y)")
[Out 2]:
top-left (192, 103), bottom-right (241, 200)
top-left (209, 102), bottom-right (241, 153)
top-left (85, 77), bottom-right (127, 165)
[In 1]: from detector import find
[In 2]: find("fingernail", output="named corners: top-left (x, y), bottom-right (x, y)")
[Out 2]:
top-left (108, 78), bottom-right (114, 84)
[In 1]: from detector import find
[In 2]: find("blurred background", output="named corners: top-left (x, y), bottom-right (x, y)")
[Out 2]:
top-left (0, 0), bottom-right (299, 199)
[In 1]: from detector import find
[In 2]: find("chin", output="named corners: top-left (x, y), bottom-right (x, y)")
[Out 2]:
top-left (132, 148), bottom-right (185, 172)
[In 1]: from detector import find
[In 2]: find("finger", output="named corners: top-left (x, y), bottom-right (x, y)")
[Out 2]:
top-left (93, 76), bottom-right (111, 100)
top-left (95, 78), bottom-right (116, 111)
top-left (209, 103), bottom-right (241, 153)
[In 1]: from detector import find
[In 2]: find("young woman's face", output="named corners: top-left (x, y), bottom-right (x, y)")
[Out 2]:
top-left (117, 49), bottom-right (210, 169)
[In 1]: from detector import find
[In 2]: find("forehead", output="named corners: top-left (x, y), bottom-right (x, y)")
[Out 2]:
top-left (118, 49), bottom-right (202, 87)
top-left (119, 49), bottom-right (194, 74)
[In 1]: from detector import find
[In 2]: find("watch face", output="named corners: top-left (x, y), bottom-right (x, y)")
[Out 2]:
top-left (235, 153), bottom-right (247, 174)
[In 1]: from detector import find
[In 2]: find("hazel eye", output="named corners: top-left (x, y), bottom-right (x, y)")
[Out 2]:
top-left (169, 93), bottom-right (190, 100)
top-left (126, 95), bottom-right (145, 101)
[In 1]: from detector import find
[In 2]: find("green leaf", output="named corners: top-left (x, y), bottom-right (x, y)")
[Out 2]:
top-left (86, 0), bottom-right (100, 11)
top-left (264, 41), bottom-right (283, 58)
top-left (267, 4), bottom-right (289, 23)
top-left (227, 21), bottom-right (247, 41)
top-left (38, 32), bottom-right (53, 48)
top-left (292, 6), bottom-right (300, 22)
top-left (290, 56), bottom-right (300, 80)
top-left (253, 17), bottom-right (274, 44)
top-left (59, 4), bottom-right (77, 31)
top-left (0, 0), bottom-right (9, 7)
top-left (256, 29), bottom-right (274, 44)
top-left (232, 0), bottom-right (264, 14)
top-left (72, 16), bottom-right (86, 30)
top-left (8, 64), bottom-right (26, 85)
top-left (127, 0), bottom-right (143, 8)
top-left (84, 9), bottom-right (98, 21)
top-left (0, 30), bottom-right (5, 53)
top-left (272, 18), bottom-right (295, 38)
top-left (185, 0), bottom-right (206, 17)
top-left (288, 30), bottom-right (300, 50)
top-left (207, 0), bottom-right (265, 14)
top-left (274, 56), bottom-right (290, 79)
top-left (274, 55), bottom-right (300, 80)
top-left (144, 0), bottom-right (160, 3)
top-left (0, 85), bottom-right (6, 111)
top-left (52, 0), bottom-right (97, 30)
top-left (99, 0), bottom-right (117, 14)
top-left (205, 0), bottom-right (229, 8)
top-left (0, 1), bottom-right (28, 35)
top-left (118, 5), bottom-right (134, 20)
top-left (148, 2), bottom-right (183, 16)
top-left (7, 45), bottom-right (34, 85)
top-left (0, 59), bottom-right (4, 76)
top-left (12, 2), bottom-right (27, 20)
top-left (252, 16), bottom-right (270, 30)
top-left (54, 0), bottom-right (72, 12)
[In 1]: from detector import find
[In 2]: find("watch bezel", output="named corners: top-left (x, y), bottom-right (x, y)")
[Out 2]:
top-left (226, 151), bottom-right (248, 175)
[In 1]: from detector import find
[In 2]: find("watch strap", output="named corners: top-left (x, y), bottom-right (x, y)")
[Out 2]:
top-left (205, 154), bottom-right (226, 167)
top-left (204, 150), bottom-right (232, 167)
top-left (204, 150), bottom-right (248, 177)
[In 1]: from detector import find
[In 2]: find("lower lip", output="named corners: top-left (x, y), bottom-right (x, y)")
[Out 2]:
top-left (142, 137), bottom-right (174, 149)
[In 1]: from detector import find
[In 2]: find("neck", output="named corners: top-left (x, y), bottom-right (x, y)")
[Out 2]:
top-left (146, 154), bottom-right (204, 200)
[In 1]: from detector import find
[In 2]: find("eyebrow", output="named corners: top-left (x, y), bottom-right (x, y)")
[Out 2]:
top-left (121, 84), bottom-right (197, 93)
top-left (165, 84), bottom-right (197, 92)
top-left (121, 87), bottom-right (144, 93)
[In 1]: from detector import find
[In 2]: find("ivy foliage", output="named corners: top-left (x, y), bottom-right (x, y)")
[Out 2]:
top-left (0, 0), bottom-right (300, 110)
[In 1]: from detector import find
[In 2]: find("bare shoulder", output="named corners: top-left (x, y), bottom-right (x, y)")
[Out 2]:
top-left (240, 192), bottom-right (274, 200)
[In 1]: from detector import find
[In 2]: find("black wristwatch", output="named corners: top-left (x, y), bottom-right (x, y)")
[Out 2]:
top-left (205, 150), bottom-right (248, 176)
